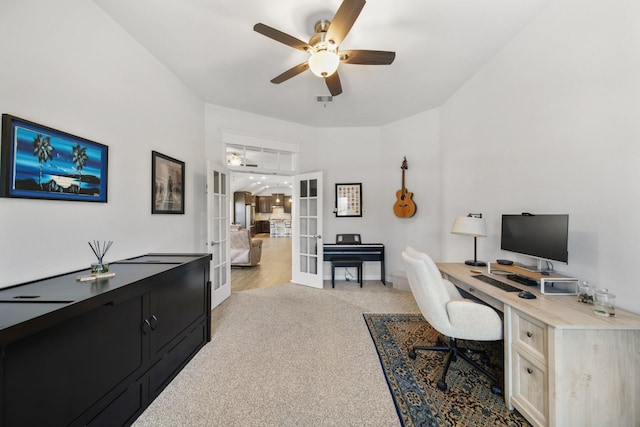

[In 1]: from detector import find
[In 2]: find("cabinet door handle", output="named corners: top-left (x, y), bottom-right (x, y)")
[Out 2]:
top-left (526, 331), bottom-right (533, 338)
top-left (142, 319), bottom-right (152, 335)
top-left (469, 287), bottom-right (475, 293)
top-left (149, 314), bottom-right (159, 331)
top-left (527, 367), bottom-right (534, 374)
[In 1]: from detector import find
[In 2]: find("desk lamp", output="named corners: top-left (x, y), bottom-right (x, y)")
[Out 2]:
top-left (451, 213), bottom-right (487, 266)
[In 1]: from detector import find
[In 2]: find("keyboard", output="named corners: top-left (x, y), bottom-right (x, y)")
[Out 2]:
top-left (507, 274), bottom-right (539, 287)
top-left (471, 275), bottom-right (521, 292)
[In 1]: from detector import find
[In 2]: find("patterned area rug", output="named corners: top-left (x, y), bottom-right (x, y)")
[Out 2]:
top-left (364, 313), bottom-right (531, 427)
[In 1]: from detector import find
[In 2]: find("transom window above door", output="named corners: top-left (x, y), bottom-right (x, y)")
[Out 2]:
top-left (226, 144), bottom-right (296, 174)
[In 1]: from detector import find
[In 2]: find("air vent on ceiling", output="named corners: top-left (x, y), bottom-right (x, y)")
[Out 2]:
top-left (315, 95), bottom-right (333, 104)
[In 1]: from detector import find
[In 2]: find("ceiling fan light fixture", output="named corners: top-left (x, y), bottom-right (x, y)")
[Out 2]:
top-left (308, 50), bottom-right (340, 78)
top-left (228, 153), bottom-right (242, 166)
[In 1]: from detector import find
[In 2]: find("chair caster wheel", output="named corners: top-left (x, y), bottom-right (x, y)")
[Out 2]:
top-left (491, 385), bottom-right (502, 395)
top-left (437, 380), bottom-right (448, 392)
top-left (408, 349), bottom-right (417, 360)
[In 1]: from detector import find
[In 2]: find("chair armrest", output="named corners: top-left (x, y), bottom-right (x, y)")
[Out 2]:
top-left (446, 300), bottom-right (503, 341)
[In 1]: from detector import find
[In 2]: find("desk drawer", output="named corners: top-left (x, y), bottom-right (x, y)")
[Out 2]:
top-left (511, 348), bottom-right (548, 427)
top-left (512, 310), bottom-right (547, 362)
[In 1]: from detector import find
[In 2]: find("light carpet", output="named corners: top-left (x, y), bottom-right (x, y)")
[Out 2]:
top-left (133, 281), bottom-right (420, 426)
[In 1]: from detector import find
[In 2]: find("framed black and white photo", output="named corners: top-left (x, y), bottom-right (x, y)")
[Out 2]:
top-left (152, 151), bottom-right (185, 214)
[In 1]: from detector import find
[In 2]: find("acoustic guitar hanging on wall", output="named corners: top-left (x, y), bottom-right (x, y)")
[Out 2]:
top-left (393, 157), bottom-right (417, 218)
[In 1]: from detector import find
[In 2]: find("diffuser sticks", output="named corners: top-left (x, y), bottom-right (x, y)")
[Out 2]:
top-left (88, 240), bottom-right (113, 264)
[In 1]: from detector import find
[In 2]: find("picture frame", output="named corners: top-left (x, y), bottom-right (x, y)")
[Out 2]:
top-left (152, 151), bottom-right (185, 214)
top-left (0, 114), bottom-right (108, 202)
top-left (335, 183), bottom-right (362, 217)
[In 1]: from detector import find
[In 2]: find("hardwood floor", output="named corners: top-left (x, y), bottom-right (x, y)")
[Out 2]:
top-left (231, 233), bottom-right (292, 292)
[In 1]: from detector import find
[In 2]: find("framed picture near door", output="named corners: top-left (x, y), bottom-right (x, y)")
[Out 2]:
top-left (335, 183), bottom-right (362, 217)
top-left (152, 151), bottom-right (184, 214)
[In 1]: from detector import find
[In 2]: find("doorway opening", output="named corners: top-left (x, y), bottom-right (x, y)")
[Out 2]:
top-left (230, 171), bottom-right (293, 292)
top-left (224, 137), bottom-right (299, 292)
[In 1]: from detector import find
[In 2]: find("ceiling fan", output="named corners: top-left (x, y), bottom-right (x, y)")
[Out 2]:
top-left (253, 0), bottom-right (395, 96)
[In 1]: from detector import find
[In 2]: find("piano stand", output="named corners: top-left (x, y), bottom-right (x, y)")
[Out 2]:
top-left (331, 258), bottom-right (363, 288)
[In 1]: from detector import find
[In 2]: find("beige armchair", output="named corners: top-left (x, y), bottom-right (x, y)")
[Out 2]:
top-left (230, 229), bottom-right (262, 266)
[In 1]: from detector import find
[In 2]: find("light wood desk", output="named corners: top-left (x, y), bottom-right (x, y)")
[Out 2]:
top-left (437, 263), bottom-right (640, 427)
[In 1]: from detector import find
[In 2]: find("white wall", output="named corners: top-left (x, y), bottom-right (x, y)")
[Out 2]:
top-left (6, 0), bottom-right (637, 315)
top-left (439, 0), bottom-right (640, 312)
top-left (0, 0), bottom-right (206, 287)
top-left (205, 105), bottom-right (441, 281)
top-left (380, 110), bottom-right (442, 278)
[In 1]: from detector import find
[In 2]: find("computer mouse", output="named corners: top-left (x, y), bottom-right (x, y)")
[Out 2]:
top-left (518, 290), bottom-right (536, 299)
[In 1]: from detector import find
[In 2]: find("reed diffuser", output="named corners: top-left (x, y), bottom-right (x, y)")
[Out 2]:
top-left (89, 240), bottom-right (113, 275)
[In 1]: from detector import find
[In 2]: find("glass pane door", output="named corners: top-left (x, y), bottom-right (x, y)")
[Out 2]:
top-left (292, 172), bottom-right (323, 288)
top-left (207, 162), bottom-right (230, 308)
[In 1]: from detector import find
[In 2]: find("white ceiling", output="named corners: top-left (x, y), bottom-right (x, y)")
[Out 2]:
top-left (93, 0), bottom-right (551, 128)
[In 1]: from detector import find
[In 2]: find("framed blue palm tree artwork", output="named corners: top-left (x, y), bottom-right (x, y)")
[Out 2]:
top-left (0, 114), bottom-right (108, 202)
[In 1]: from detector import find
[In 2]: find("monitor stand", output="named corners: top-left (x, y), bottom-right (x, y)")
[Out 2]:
top-left (519, 259), bottom-right (552, 273)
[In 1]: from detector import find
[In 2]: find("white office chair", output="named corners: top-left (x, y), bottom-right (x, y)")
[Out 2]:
top-left (401, 247), bottom-right (503, 393)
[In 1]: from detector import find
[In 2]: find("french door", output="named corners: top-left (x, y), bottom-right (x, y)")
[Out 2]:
top-left (291, 172), bottom-right (323, 288)
top-left (206, 162), bottom-right (231, 308)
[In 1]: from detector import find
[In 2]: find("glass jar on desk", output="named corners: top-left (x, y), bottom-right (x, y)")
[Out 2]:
top-left (594, 289), bottom-right (615, 317)
top-left (577, 281), bottom-right (594, 304)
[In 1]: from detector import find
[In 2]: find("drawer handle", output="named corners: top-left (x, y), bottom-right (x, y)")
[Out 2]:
top-left (142, 319), bottom-right (152, 335)
top-left (527, 368), bottom-right (534, 374)
top-left (469, 287), bottom-right (475, 292)
top-left (526, 331), bottom-right (533, 338)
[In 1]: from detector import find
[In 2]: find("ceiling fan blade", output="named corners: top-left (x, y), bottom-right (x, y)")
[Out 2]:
top-left (254, 23), bottom-right (312, 52)
top-left (325, 72), bottom-right (343, 96)
top-left (340, 50), bottom-right (396, 65)
top-left (325, 0), bottom-right (366, 47)
top-left (271, 62), bottom-right (309, 84)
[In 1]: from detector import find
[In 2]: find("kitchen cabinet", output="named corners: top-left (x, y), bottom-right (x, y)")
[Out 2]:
top-left (0, 253), bottom-right (211, 427)
top-left (284, 196), bottom-right (292, 213)
top-left (272, 193), bottom-right (284, 207)
top-left (257, 196), bottom-right (271, 213)
top-left (255, 220), bottom-right (270, 233)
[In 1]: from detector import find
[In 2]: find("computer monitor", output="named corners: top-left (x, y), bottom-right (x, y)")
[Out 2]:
top-left (500, 214), bottom-right (569, 271)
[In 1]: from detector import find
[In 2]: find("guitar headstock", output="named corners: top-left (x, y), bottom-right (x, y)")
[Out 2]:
top-left (401, 156), bottom-right (408, 170)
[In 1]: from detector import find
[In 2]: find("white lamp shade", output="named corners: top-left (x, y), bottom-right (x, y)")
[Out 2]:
top-left (308, 50), bottom-right (340, 77)
top-left (451, 216), bottom-right (487, 237)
